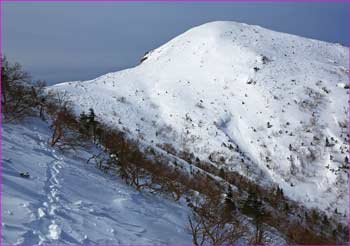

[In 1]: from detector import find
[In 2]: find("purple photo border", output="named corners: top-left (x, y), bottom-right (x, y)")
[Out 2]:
top-left (0, 0), bottom-right (349, 2)
top-left (1, 2), bottom-right (3, 246)
top-left (0, 0), bottom-right (349, 245)
top-left (346, 0), bottom-right (350, 243)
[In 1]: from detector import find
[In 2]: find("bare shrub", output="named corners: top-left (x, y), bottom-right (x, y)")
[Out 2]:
top-left (87, 152), bottom-right (118, 172)
top-left (32, 80), bottom-right (48, 119)
top-left (188, 195), bottom-right (248, 245)
top-left (46, 92), bottom-right (85, 150)
top-left (2, 56), bottom-right (36, 121)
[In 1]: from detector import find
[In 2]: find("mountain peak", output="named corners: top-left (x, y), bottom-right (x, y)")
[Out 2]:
top-left (50, 22), bottom-right (349, 216)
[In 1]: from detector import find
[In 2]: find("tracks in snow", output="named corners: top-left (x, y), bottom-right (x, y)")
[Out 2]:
top-left (6, 122), bottom-right (191, 244)
top-left (19, 134), bottom-right (65, 244)
top-left (43, 156), bottom-right (63, 242)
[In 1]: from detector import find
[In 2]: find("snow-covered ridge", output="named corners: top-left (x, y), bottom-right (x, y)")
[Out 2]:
top-left (50, 21), bottom-right (349, 216)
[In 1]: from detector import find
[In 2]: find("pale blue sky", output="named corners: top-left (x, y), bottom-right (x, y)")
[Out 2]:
top-left (3, 2), bottom-right (349, 84)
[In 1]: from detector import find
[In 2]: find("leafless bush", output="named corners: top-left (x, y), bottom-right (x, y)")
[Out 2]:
top-left (158, 143), bottom-right (177, 156)
top-left (87, 152), bottom-right (118, 172)
top-left (2, 56), bottom-right (38, 121)
top-left (46, 92), bottom-right (85, 150)
top-left (188, 195), bottom-right (248, 245)
top-left (32, 80), bottom-right (48, 119)
top-left (150, 167), bottom-right (188, 200)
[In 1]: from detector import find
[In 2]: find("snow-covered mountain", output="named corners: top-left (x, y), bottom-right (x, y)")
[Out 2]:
top-left (50, 21), bottom-right (349, 216)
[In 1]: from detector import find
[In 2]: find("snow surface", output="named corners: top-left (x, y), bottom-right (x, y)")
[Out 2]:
top-left (2, 119), bottom-right (192, 244)
top-left (50, 21), bottom-right (349, 216)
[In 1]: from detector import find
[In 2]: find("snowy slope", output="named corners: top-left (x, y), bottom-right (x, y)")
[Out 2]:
top-left (50, 21), bottom-right (349, 216)
top-left (2, 119), bottom-right (192, 244)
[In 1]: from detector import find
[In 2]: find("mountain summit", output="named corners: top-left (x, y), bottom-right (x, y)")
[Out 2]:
top-left (50, 21), bottom-right (349, 215)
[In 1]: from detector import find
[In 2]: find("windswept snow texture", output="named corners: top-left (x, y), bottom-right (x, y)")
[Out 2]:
top-left (2, 119), bottom-right (191, 244)
top-left (50, 21), bottom-right (349, 216)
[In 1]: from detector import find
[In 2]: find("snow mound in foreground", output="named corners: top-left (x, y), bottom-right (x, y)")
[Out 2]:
top-left (2, 119), bottom-right (191, 244)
